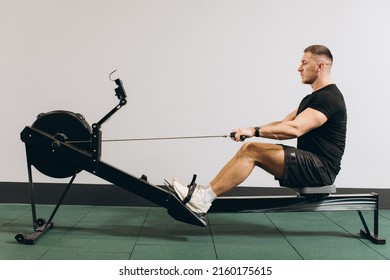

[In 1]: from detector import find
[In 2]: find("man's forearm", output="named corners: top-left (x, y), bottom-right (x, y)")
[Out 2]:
top-left (259, 123), bottom-right (299, 140)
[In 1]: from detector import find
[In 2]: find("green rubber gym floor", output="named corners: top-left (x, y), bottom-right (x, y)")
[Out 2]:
top-left (0, 203), bottom-right (389, 260)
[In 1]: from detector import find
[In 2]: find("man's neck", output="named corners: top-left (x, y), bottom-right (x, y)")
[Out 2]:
top-left (311, 78), bottom-right (332, 92)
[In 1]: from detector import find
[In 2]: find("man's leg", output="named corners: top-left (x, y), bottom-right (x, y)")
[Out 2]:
top-left (210, 142), bottom-right (285, 196)
top-left (172, 142), bottom-right (285, 213)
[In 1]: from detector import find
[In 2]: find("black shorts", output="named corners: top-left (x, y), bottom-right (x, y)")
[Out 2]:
top-left (275, 145), bottom-right (335, 188)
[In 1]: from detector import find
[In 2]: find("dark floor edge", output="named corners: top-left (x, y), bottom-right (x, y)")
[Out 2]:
top-left (1, 181), bottom-right (389, 209)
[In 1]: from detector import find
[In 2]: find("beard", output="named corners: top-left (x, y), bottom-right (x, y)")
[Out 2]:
top-left (301, 73), bottom-right (317, 85)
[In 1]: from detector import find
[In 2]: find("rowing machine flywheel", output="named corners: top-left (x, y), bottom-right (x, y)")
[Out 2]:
top-left (28, 110), bottom-right (93, 178)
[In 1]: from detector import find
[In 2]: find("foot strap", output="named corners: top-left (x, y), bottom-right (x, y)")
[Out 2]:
top-left (183, 183), bottom-right (197, 205)
top-left (182, 174), bottom-right (198, 205)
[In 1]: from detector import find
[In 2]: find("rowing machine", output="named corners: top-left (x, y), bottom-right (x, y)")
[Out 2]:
top-left (15, 75), bottom-right (386, 245)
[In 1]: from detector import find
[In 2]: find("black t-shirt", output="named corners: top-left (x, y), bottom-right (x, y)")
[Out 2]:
top-left (297, 84), bottom-right (347, 176)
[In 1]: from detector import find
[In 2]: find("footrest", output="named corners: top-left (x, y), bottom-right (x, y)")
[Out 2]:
top-left (162, 175), bottom-right (207, 227)
top-left (166, 192), bottom-right (207, 227)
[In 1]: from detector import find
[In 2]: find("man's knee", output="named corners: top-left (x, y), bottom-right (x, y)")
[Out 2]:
top-left (238, 142), bottom-right (284, 163)
top-left (237, 142), bottom-right (256, 156)
top-left (237, 142), bottom-right (268, 158)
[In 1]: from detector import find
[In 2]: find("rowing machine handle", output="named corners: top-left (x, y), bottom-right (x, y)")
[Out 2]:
top-left (229, 132), bottom-right (247, 141)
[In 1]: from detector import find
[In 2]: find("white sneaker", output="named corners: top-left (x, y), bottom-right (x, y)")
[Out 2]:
top-left (172, 179), bottom-right (211, 214)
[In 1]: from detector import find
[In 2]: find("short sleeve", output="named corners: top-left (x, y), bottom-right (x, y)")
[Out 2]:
top-left (308, 91), bottom-right (338, 119)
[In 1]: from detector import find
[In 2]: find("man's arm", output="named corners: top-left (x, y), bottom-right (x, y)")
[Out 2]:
top-left (261, 109), bottom-right (298, 129)
top-left (260, 108), bottom-right (327, 140)
top-left (233, 108), bottom-right (327, 141)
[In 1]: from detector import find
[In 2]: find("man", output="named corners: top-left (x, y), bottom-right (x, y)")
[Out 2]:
top-left (173, 45), bottom-right (347, 216)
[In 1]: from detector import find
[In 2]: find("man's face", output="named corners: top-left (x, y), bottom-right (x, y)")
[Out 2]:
top-left (298, 52), bottom-right (320, 85)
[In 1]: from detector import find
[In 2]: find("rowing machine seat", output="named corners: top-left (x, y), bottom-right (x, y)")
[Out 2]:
top-left (293, 185), bottom-right (336, 197)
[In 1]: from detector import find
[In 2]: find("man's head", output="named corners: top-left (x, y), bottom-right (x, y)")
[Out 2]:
top-left (304, 45), bottom-right (333, 64)
top-left (298, 45), bottom-right (333, 88)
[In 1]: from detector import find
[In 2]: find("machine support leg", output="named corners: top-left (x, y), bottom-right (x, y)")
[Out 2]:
top-left (15, 162), bottom-right (78, 245)
top-left (374, 194), bottom-right (380, 236)
top-left (357, 210), bottom-right (371, 236)
top-left (357, 194), bottom-right (386, 245)
top-left (26, 151), bottom-right (38, 230)
top-left (45, 172), bottom-right (77, 227)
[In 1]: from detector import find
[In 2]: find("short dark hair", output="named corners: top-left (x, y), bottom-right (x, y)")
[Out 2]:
top-left (304, 45), bottom-right (333, 63)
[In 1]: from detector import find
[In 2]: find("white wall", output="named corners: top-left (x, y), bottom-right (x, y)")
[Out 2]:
top-left (1, 0), bottom-right (389, 188)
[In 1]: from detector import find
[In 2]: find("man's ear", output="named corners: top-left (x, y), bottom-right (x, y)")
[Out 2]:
top-left (317, 62), bottom-right (325, 72)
